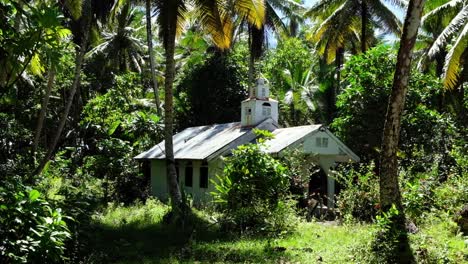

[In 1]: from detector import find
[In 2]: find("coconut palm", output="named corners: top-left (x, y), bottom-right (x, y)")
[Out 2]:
top-left (87, 2), bottom-right (147, 73)
top-left (422, 0), bottom-right (468, 88)
top-left (247, 0), bottom-right (305, 88)
top-left (154, 0), bottom-right (265, 219)
top-left (380, 0), bottom-right (424, 260)
top-left (146, 0), bottom-right (162, 115)
top-left (306, 0), bottom-right (404, 55)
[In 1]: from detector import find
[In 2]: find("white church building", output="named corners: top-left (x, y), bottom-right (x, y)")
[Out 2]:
top-left (135, 79), bottom-right (359, 208)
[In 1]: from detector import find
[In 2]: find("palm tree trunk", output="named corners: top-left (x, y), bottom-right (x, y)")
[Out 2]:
top-left (361, 0), bottom-right (367, 53)
top-left (379, 0), bottom-right (425, 260)
top-left (331, 47), bottom-right (344, 122)
top-left (32, 65), bottom-right (56, 159)
top-left (380, 0), bottom-right (424, 212)
top-left (34, 11), bottom-right (90, 176)
top-left (146, 0), bottom-right (162, 116)
top-left (164, 25), bottom-right (184, 216)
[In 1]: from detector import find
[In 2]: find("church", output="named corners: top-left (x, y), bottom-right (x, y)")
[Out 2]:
top-left (135, 78), bottom-right (359, 208)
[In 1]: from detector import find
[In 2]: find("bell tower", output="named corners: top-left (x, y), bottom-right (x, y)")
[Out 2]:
top-left (241, 78), bottom-right (278, 127)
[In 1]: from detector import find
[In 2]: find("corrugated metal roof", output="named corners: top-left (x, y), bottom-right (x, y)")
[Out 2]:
top-left (135, 122), bottom-right (249, 160)
top-left (135, 121), bottom-right (359, 163)
top-left (263, 125), bottom-right (322, 154)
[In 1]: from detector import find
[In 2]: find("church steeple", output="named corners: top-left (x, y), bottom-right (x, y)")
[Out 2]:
top-left (241, 78), bottom-right (278, 127)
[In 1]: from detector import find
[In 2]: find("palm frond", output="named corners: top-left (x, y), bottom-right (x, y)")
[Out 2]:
top-left (265, 2), bottom-right (288, 35)
top-left (368, 0), bottom-right (403, 35)
top-left (234, 0), bottom-right (265, 29)
top-left (427, 5), bottom-right (468, 58)
top-left (442, 23), bottom-right (468, 89)
top-left (194, 0), bottom-right (232, 49)
top-left (305, 0), bottom-right (346, 18)
top-left (155, 0), bottom-right (187, 49)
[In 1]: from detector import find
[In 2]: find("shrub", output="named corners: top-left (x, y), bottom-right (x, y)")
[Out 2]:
top-left (335, 162), bottom-right (380, 222)
top-left (0, 177), bottom-right (71, 263)
top-left (211, 130), bottom-right (296, 235)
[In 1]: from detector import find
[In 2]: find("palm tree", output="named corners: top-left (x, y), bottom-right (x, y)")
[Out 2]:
top-left (422, 0), bottom-right (468, 89)
top-left (154, 0), bottom-right (265, 219)
top-left (146, 0), bottom-right (162, 115)
top-left (380, 0), bottom-right (424, 260)
top-left (87, 2), bottom-right (147, 73)
top-left (306, 0), bottom-right (404, 54)
top-left (305, 0), bottom-right (403, 121)
top-left (247, 0), bottom-right (305, 89)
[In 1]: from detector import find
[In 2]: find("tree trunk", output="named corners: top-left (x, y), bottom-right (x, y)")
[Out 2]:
top-left (331, 47), bottom-right (344, 123)
top-left (379, 0), bottom-right (425, 260)
top-left (32, 66), bottom-right (56, 159)
top-left (163, 20), bottom-right (184, 217)
top-left (380, 0), bottom-right (425, 212)
top-left (146, 0), bottom-right (162, 116)
top-left (361, 0), bottom-right (367, 53)
top-left (34, 9), bottom-right (91, 176)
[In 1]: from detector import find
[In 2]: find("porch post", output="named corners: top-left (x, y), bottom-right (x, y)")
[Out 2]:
top-left (318, 157), bottom-right (336, 209)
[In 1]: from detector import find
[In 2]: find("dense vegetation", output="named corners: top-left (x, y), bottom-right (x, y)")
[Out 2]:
top-left (1, 0), bottom-right (467, 263)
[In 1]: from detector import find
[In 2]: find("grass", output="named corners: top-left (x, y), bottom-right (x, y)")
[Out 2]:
top-left (82, 199), bottom-right (467, 263)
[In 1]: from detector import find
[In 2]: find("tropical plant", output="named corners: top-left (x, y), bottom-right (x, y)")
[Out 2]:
top-left (87, 2), bottom-right (147, 73)
top-left (264, 38), bottom-right (322, 126)
top-left (212, 130), bottom-right (295, 234)
top-left (422, 0), bottom-right (468, 89)
top-left (145, 0), bottom-right (162, 115)
top-left (246, 0), bottom-right (305, 86)
top-left (175, 49), bottom-right (248, 129)
top-left (306, 0), bottom-right (404, 56)
top-left (305, 0), bottom-right (404, 116)
top-left (35, 0), bottom-right (116, 175)
top-left (0, 177), bottom-right (71, 263)
top-left (331, 45), bottom-right (454, 165)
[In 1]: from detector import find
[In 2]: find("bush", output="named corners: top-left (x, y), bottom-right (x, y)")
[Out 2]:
top-left (0, 177), bottom-right (71, 263)
top-left (331, 44), bottom-right (456, 170)
top-left (211, 130), bottom-right (296, 235)
top-left (335, 162), bottom-right (380, 222)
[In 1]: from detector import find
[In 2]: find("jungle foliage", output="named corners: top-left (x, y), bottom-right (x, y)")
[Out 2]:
top-left (1, 0), bottom-right (468, 262)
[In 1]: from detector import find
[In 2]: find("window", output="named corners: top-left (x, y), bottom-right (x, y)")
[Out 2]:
top-left (261, 87), bottom-right (266, 97)
top-left (316, 137), bottom-right (322, 147)
top-left (200, 166), bottom-right (208, 189)
top-left (315, 137), bottom-right (329, 148)
top-left (245, 107), bottom-right (252, 115)
top-left (322, 138), bottom-right (328, 148)
top-left (185, 165), bottom-right (193, 187)
top-left (262, 102), bottom-right (271, 116)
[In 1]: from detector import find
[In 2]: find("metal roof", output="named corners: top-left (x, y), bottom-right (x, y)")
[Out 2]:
top-left (135, 121), bottom-right (359, 162)
top-left (263, 125), bottom-right (322, 154)
top-left (134, 122), bottom-right (249, 160)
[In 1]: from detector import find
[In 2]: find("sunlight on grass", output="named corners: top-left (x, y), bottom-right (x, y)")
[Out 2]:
top-left (410, 213), bottom-right (467, 263)
top-left (85, 201), bottom-right (467, 263)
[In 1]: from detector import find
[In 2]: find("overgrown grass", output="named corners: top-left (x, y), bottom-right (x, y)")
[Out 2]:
top-left (82, 199), bottom-right (467, 263)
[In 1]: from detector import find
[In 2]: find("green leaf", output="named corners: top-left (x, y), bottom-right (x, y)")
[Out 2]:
top-left (29, 190), bottom-right (40, 202)
top-left (108, 120), bottom-right (121, 136)
top-left (149, 114), bottom-right (160, 123)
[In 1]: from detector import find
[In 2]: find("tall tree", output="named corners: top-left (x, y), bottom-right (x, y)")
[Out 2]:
top-left (379, 0), bottom-right (425, 260)
top-left (87, 2), bottom-right (147, 73)
top-left (247, 0), bottom-right (304, 89)
top-left (34, 0), bottom-right (115, 175)
top-left (305, 0), bottom-right (403, 121)
top-left (154, 0), bottom-right (264, 219)
top-left (146, 0), bottom-right (162, 115)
